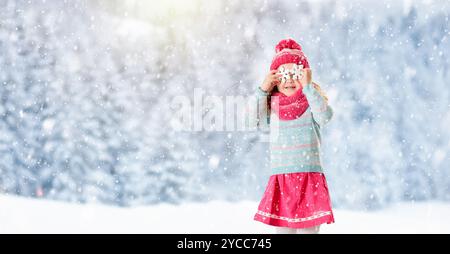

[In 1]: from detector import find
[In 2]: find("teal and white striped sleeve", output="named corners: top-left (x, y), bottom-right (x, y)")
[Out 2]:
top-left (246, 87), bottom-right (270, 129)
top-left (302, 82), bottom-right (333, 127)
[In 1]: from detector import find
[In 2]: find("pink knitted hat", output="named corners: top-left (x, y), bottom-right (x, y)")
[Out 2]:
top-left (270, 38), bottom-right (310, 70)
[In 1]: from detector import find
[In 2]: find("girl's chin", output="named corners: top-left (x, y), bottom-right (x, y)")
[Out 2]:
top-left (281, 88), bottom-right (299, 96)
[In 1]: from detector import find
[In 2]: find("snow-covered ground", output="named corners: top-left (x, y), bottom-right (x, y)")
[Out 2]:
top-left (1, 194), bottom-right (449, 234)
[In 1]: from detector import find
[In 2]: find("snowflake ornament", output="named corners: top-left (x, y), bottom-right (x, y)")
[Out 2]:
top-left (292, 64), bottom-right (304, 80)
top-left (278, 64), bottom-right (304, 84)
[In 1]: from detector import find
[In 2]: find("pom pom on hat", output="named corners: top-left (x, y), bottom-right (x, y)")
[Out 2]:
top-left (270, 38), bottom-right (310, 70)
top-left (275, 38), bottom-right (302, 53)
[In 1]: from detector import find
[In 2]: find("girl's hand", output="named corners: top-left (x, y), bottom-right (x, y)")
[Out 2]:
top-left (260, 70), bottom-right (281, 93)
top-left (300, 68), bottom-right (312, 87)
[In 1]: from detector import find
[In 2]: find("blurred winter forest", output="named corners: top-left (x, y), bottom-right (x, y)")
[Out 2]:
top-left (0, 0), bottom-right (448, 209)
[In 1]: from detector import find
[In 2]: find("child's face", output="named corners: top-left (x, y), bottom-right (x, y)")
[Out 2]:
top-left (276, 63), bottom-right (303, 96)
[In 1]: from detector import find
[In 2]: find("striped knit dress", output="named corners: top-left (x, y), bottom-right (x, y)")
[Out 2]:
top-left (252, 82), bottom-right (335, 229)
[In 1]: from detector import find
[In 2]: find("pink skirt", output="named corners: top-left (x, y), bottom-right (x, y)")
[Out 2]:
top-left (254, 172), bottom-right (335, 229)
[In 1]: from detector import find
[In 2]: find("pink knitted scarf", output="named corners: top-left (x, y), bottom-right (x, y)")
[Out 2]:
top-left (270, 87), bottom-right (309, 121)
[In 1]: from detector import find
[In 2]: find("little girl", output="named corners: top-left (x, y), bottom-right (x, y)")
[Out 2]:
top-left (253, 38), bottom-right (335, 234)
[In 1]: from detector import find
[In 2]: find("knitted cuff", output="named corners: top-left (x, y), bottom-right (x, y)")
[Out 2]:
top-left (302, 82), bottom-right (314, 93)
top-left (256, 86), bottom-right (270, 97)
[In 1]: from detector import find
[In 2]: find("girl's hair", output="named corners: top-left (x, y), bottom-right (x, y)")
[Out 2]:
top-left (311, 82), bottom-right (329, 103)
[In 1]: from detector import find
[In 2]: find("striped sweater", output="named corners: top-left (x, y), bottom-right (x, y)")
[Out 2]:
top-left (253, 82), bottom-right (333, 175)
